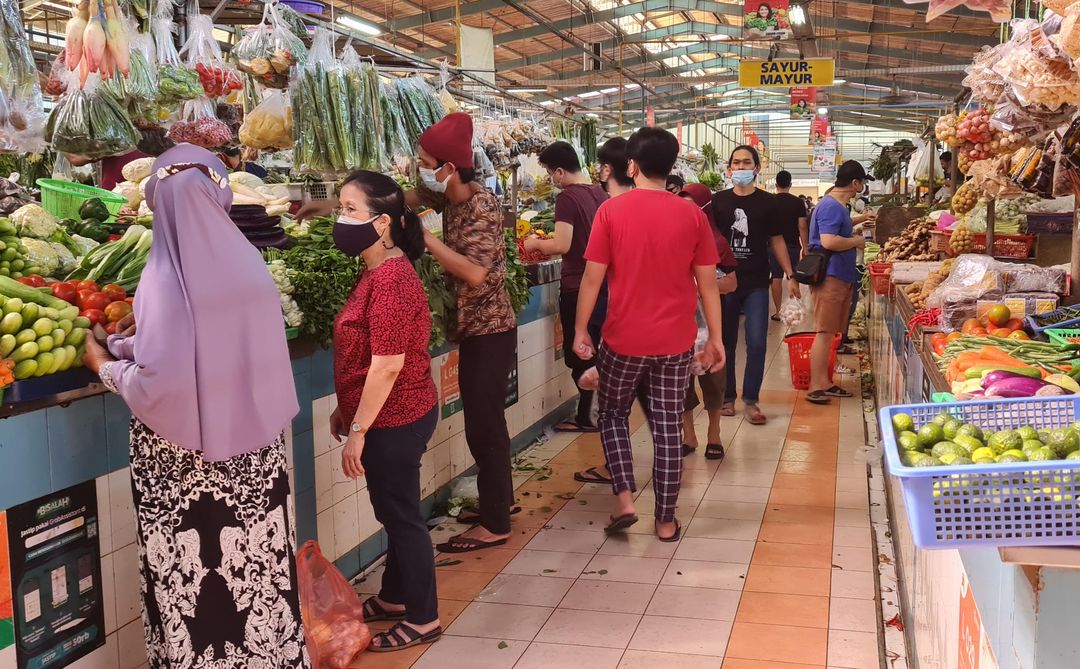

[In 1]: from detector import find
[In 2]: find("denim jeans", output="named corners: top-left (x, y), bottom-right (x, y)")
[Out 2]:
top-left (722, 286), bottom-right (770, 404)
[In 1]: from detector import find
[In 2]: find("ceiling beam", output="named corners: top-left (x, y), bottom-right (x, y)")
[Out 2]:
top-left (387, 0), bottom-right (506, 32)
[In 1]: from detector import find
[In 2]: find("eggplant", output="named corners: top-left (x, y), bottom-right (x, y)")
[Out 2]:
top-left (981, 370), bottom-right (1031, 388)
top-left (1034, 384), bottom-right (1067, 396)
top-left (983, 376), bottom-right (1047, 398)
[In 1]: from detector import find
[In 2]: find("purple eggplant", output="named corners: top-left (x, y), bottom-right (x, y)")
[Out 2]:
top-left (983, 376), bottom-right (1047, 398)
top-left (981, 370), bottom-right (1029, 388)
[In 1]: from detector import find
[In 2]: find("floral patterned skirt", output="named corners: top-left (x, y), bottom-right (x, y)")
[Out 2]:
top-left (128, 419), bottom-right (310, 669)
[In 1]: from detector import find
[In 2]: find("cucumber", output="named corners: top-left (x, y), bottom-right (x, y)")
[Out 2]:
top-left (41, 307), bottom-right (59, 320)
top-left (10, 341), bottom-right (38, 363)
top-left (35, 334), bottom-right (53, 353)
top-left (57, 318), bottom-right (73, 334)
top-left (51, 328), bottom-right (66, 347)
top-left (2, 297), bottom-right (22, 314)
top-left (32, 318), bottom-right (55, 337)
top-left (0, 311), bottom-right (21, 335)
top-left (33, 351), bottom-right (53, 376)
top-left (14, 328), bottom-right (35, 345)
top-left (12, 359), bottom-right (36, 380)
top-left (72, 316), bottom-right (91, 329)
top-left (0, 333), bottom-right (14, 357)
top-left (60, 345), bottom-right (77, 371)
top-left (66, 328), bottom-right (86, 347)
top-left (20, 303), bottom-right (38, 323)
top-left (46, 350), bottom-right (63, 374)
top-left (10, 259), bottom-right (24, 271)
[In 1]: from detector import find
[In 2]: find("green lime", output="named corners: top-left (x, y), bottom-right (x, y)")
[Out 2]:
top-left (1029, 447), bottom-right (1056, 462)
top-left (892, 413), bottom-right (915, 434)
top-left (918, 424), bottom-right (945, 448)
top-left (898, 433), bottom-right (921, 451)
top-left (987, 430), bottom-right (1022, 456)
top-left (1039, 430), bottom-right (1053, 443)
top-left (912, 455), bottom-right (942, 467)
top-left (971, 447), bottom-right (996, 461)
top-left (953, 435), bottom-right (982, 455)
top-left (951, 456), bottom-right (974, 465)
top-left (1046, 429), bottom-right (1079, 458)
top-left (1017, 426), bottom-right (1039, 441)
top-left (931, 441), bottom-right (966, 460)
top-left (1066, 451), bottom-right (1080, 461)
top-left (997, 453), bottom-right (1027, 463)
top-left (956, 424), bottom-right (984, 440)
top-left (932, 412), bottom-right (954, 427)
top-left (974, 457), bottom-right (996, 464)
top-left (1002, 449), bottom-right (1027, 460)
top-left (1022, 440), bottom-right (1046, 456)
top-left (939, 453), bottom-right (960, 465)
top-left (943, 419), bottom-right (962, 440)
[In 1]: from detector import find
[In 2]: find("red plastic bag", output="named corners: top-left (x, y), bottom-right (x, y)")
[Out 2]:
top-left (296, 540), bottom-right (371, 669)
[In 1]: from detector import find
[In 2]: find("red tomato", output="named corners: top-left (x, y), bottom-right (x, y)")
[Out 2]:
top-left (1005, 318), bottom-right (1024, 331)
top-left (76, 289), bottom-right (95, 308)
top-left (18, 274), bottom-right (46, 287)
top-left (1008, 330), bottom-right (1030, 340)
top-left (82, 292), bottom-right (111, 312)
top-left (79, 309), bottom-right (105, 326)
top-left (104, 321), bottom-right (119, 335)
top-left (104, 301), bottom-right (133, 323)
top-left (932, 339), bottom-right (947, 356)
top-left (51, 282), bottom-right (79, 304)
top-left (15, 277), bottom-right (35, 286)
top-left (124, 296), bottom-right (134, 305)
top-left (75, 280), bottom-right (99, 293)
top-left (101, 283), bottom-right (126, 302)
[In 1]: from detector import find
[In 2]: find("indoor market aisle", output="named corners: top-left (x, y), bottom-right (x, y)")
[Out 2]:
top-left (353, 326), bottom-right (882, 669)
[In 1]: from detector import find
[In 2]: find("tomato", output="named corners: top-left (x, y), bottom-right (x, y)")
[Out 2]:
top-left (1005, 318), bottom-right (1024, 331)
top-left (932, 339), bottom-right (947, 356)
top-left (946, 331), bottom-right (964, 343)
top-left (124, 297), bottom-right (134, 305)
top-left (101, 283), bottom-right (126, 302)
top-left (970, 326), bottom-right (988, 336)
top-left (15, 277), bottom-right (34, 286)
top-left (987, 304), bottom-right (1012, 327)
top-left (79, 309), bottom-right (105, 326)
top-left (104, 301), bottom-right (133, 323)
top-left (51, 282), bottom-right (79, 304)
top-left (104, 321), bottom-right (119, 335)
top-left (990, 327), bottom-right (1013, 338)
top-left (17, 274), bottom-right (46, 287)
top-left (930, 332), bottom-right (947, 346)
top-left (75, 280), bottom-right (99, 293)
top-left (82, 291), bottom-right (111, 312)
top-left (1008, 330), bottom-right (1030, 340)
top-left (961, 318), bottom-right (982, 334)
top-left (76, 289), bottom-right (95, 308)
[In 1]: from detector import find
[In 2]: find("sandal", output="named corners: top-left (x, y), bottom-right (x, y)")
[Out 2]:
top-left (719, 402), bottom-right (736, 417)
top-left (554, 420), bottom-right (599, 433)
top-left (745, 405), bottom-right (767, 425)
top-left (770, 314), bottom-right (781, 322)
top-left (368, 622), bottom-right (443, 653)
top-left (574, 466), bottom-right (613, 484)
top-left (836, 344), bottom-right (857, 355)
top-left (705, 443), bottom-right (725, 461)
top-left (806, 390), bottom-right (832, 405)
top-left (657, 519), bottom-right (682, 543)
top-left (605, 512), bottom-right (639, 533)
top-left (824, 385), bottom-right (853, 398)
top-left (362, 596), bottom-right (406, 623)
top-left (456, 506), bottom-right (521, 525)
top-left (681, 444), bottom-right (697, 458)
top-left (435, 535), bottom-right (509, 554)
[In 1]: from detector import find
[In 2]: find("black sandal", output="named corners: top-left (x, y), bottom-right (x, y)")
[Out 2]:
top-left (681, 444), bottom-right (697, 458)
top-left (554, 420), bottom-right (599, 433)
top-left (605, 512), bottom-right (639, 533)
top-left (455, 506), bottom-right (521, 525)
top-left (806, 390), bottom-right (832, 405)
top-left (435, 535), bottom-right (509, 554)
top-left (368, 622), bottom-right (443, 653)
top-left (574, 466), bottom-right (613, 484)
top-left (824, 385), bottom-right (853, 398)
top-left (705, 443), bottom-right (725, 461)
top-left (657, 519), bottom-right (682, 543)
top-left (362, 596), bottom-right (406, 622)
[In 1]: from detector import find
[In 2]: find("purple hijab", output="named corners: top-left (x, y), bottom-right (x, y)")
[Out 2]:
top-left (106, 144), bottom-right (298, 461)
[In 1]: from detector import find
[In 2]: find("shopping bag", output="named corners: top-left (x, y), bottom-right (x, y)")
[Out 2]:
top-left (296, 540), bottom-right (371, 669)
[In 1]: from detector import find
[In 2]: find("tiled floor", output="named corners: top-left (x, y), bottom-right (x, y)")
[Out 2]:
top-left (352, 327), bottom-right (881, 669)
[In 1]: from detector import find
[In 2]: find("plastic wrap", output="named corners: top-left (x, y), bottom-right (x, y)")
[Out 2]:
top-left (290, 28), bottom-right (352, 173)
top-left (181, 14), bottom-right (243, 98)
top-left (993, 20), bottom-right (1080, 110)
top-left (47, 71), bottom-right (139, 159)
top-left (340, 46), bottom-right (386, 170)
top-left (155, 19), bottom-right (201, 102)
top-left (0, 0), bottom-right (46, 153)
top-left (105, 29), bottom-right (157, 105)
top-left (380, 82), bottom-right (411, 160)
top-left (1056, 3), bottom-right (1080, 60)
top-left (239, 89), bottom-right (292, 149)
top-left (963, 45), bottom-right (1008, 105)
top-left (1003, 265), bottom-right (1068, 294)
top-left (296, 541), bottom-right (371, 669)
top-left (166, 97), bottom-right (232, 148)
top-left (233, 3), bottom-right (306, 89)
top-left (927, 254), bottom-right (1008, 310)
top-left (395, 76), bottom-right (445, 151)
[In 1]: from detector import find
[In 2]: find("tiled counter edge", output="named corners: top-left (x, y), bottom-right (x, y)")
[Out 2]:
top-left (0, 282), bottom-right (575, 669)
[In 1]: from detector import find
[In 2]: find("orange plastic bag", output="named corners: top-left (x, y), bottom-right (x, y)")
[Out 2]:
top-left (296, 540), bottom-right (371, 669)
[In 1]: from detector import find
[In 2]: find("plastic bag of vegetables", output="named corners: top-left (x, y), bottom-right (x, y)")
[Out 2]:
top-left (181, 14), bottom-right (243, 99)
top-left (239, 89), bottom-right (293, 150)
top-left (290, 28), bottom-right (356, 174)
top-left (104, 30), bottom-right (158, 108)
top-left (154, 19), bottom-right (202, 103)
top-left (234, 3), bottom-right (306, 89)
top-left (166, 97), bottom-right (233, 149)
top-left (0, 0), bottom-right (47, 153)
top-left (46, 72), bottom-right (140, 161)
top-left (341, 45), bottom-right (386, 171)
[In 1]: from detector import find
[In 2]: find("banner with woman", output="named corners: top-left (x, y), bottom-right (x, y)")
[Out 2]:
top-left (743, 0), bottom-right (793, 40)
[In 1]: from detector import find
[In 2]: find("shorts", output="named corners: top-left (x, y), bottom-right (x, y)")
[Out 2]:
top-left (812, 275), bottom-right (855, 334)
top-left (768, 243), bottom-right (802, 279)
top-left (684, 370), bottom-right (727, 413)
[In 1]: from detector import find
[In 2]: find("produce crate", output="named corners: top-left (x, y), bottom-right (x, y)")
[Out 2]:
top-left (1026, 212), bottom-right (1073, 235)
top-left (932, 230), bottom-right (1037, 259)
top-left (880, 397), bottom-right (1080, 549)
top-left (868, 262), bottom-right (893, 296)
top-left (1045, 328), bottom-right (1080, 347)
top-left (37, 179), bottom-right (126, 221)
top-left (302, 181), bottom-right (339, 204)
top-left (1025, 306), bottom-right (1080, 337)
top-left (3, 368), bottom-right (99, 405)
top-left (929, 230), bottom-right (950, 254)
top-left (783, 333), bottom-right (840, 390)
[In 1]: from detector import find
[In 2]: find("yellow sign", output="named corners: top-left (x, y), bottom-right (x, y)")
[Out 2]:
top-left (738, 58), bottom-right (835, 88)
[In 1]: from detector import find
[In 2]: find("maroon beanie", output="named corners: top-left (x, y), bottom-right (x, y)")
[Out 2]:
top-left (419, 112), bottom-right (474, 169)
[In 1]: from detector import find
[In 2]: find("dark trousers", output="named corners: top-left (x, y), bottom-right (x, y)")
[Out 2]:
top-left (722, 286), bottom-right (770, 404)
top-left (459, 328), bottom-right (517, 535)
top-left (560, 290), bottom-right (603, 425)
top-left (362, 407), bottom-right (439, 625)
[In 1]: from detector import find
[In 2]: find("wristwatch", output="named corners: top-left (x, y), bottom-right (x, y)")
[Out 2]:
top-left (351, 422), bottom-right (368, 435)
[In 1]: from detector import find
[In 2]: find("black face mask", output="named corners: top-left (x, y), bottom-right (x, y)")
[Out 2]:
top-left (333, 215), bottom-right (381, 256)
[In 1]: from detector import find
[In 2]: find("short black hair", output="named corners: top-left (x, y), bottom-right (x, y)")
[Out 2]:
top-left (221, 147), bottom-right (242, 158)
top-left (776, 170), bottom-right (792, 188)
top-left (626, 127), bottom-right (679, 179)
top-left (729, 144), bottom-right (761, 167)
top-left (136, 127), bottom-right (175, 157)
top-left (598, 137), bottom-right (633, 188)
top-left (940, 151), bottom-right (952, 161)
top-left (666, 174), bottom-right (685, 190)
top-left (537, 141), bottom-right (582, 173)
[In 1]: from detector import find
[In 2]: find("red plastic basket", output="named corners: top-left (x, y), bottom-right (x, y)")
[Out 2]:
top-left (868, 262), bottom-right (893, 296)
top-left (784, 333), bottom-right (842, 390)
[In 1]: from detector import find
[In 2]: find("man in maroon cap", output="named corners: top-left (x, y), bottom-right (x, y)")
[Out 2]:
top-left (417, 113), bottom-right (519, 554)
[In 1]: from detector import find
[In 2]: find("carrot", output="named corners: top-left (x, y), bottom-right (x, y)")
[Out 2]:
top-left (976, 345), bottom-right (1029, 368)
top-left (955, 351), bottom-right (983, 371)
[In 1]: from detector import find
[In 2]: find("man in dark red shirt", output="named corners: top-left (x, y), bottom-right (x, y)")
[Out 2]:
top-left (525, 141), bottom-right (607, 432)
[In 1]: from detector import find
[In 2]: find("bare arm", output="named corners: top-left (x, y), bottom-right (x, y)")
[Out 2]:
top-left (693, 264), bottom-right (726, 372)
top-left (819, 233), bottom-right (865, 253)
top-left (575, 261), bottom-right (607, 336)
top-left (526, 221), bottom-right (573, 255)
top-left (797, 216), bottom-right (809, 253)
top-left (716, 272), bottom-right (738, 295)
top-left (769, 235), bottom-right (795, 277)
top-left (423, 229), bottom-right (489, 288)
top-left (349, 354), bottom-right (404, 432)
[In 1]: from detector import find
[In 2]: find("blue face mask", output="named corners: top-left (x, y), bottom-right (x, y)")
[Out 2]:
top-left (731, 169), bottom-right (756, 186)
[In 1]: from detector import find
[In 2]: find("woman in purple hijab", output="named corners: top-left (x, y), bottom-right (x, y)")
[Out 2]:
top-left (83, 144), bottom-right (309, 668)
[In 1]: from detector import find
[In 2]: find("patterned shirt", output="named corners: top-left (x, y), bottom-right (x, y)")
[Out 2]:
top-left (442, 188), bottom-right (517, 340)
top-left (333, 256), bottom-right (438, 429)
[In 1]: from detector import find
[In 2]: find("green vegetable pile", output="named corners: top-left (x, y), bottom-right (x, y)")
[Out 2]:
top-left (279, 246), bottom-right (360, 347)
top-left (0, 219), bottom-right (35, 279)
top-left (0, 275), bottom-right (87, 380)
top-left (395, 76), bottom-right (445, 153)
top-left (67, 225), bottom-right (152, 292)
top-left (417, 253), bottom-right (452, 350)
top-left (504, 229), bottom-right (529, 316)
top-left (157, 64), bottom-right (203, 103)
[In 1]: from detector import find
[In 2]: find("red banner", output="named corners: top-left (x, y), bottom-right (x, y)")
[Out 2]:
top-left (790, 86), bottom-right (817, 119)
top-left (646, 105), bottom-right (655, 127)
top-left (810, 113), bottom-right (833, 144)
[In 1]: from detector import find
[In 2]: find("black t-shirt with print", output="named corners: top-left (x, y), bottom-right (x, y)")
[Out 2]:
top-left (712, 188), bottom-right (782, 291)
top-left (774, 192), bottom-right (807, 247)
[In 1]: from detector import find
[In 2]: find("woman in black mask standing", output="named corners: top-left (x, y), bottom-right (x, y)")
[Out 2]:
top-left (328, 171), bottom-right (443, 652)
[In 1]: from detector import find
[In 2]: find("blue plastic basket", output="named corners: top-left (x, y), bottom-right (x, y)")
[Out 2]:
top-left (880, 396), bottom-right (1080, 549)
top-left (1025, 307), bottom-right (1080, 338)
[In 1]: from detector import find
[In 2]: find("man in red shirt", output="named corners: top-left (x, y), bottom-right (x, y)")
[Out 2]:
top-left (573, 127), bottom-right (725, 542)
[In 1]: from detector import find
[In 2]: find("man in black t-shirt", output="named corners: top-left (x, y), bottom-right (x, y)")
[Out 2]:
top-left (769, 170), bottom-right (808, 320)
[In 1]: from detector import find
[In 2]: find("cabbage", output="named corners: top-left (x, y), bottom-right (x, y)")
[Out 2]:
top-left (69, 234), bottom-right (100, 257)
top-left (20, 237), bottom-right (61, 276)
top-left (229, 171), bottom-right (264, 190)
top-left (12, 203), bottom-right (59, 239)
top-left (50, 242), bottom-right (78, 274)
top-left (121, 157), bottom-right (156, 184)
top-left (113, 181), bottom-right (142, 209)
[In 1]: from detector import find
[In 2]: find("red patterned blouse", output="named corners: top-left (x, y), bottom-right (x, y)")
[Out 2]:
top-left (333, 256), bottom-right (437, 429)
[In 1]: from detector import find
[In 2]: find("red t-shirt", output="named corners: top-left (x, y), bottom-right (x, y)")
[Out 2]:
top-left (333, 256), bottom-right (437, 429)
top-left (584, 189), bottom-right (720, 356)
top-left (99, 150), bottom-right (149, 191)
top-left (553, 183), bottom-right (607, 292)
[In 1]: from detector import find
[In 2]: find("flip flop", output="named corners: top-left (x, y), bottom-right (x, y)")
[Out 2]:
top-left (605, 513), bottom-right (639, 533)
top-left (435, 535), bottom-right (509, 554)
top-left (806, 390), bottom-right (832, 405)
top-left (657, 519), bottom-right (682, 543)
top-left (368, 623), bottom-right (443, 652)
top-left (681, 444), bottom-right (697, 458)
top-left (770, 314), bottom-right (781, 321)
top-left (456, 506), bottom-right (522, 525)
top-left (361, 596), bottom-right (406, 623)
top-left (745, 405), bottom-right (767, 425)
top-left (554, 420), bottom-right (599, 433)
top-left (719, 402), bottom-right (736, 417)
top-left (824, 385), bottom-right (853, 398)
top-left (705, 443), bottom-right (725, 461)
top-left (574, 466), bottom-right (613, 484)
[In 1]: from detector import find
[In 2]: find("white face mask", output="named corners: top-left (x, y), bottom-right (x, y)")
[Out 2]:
top-left (419, 167), bottom-right (448, 193)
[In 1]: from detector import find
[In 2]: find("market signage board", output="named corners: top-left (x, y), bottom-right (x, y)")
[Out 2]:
top-left (738, 58), bottom-right (834, 88)
top-left (7, 481), bottom-right (104, 669)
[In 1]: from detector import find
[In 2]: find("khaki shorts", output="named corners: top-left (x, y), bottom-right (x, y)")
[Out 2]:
top-left (812, 276), bottom-right (854, 334)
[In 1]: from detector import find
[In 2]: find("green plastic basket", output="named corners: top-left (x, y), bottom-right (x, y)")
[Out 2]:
top-left (36, 179), bottom-right (127, 221)
top-left (1045, 328), bottom-right (1080, 347)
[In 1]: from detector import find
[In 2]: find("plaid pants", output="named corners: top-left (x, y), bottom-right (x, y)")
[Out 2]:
top-left (597, 344), bottom-right (693, 523)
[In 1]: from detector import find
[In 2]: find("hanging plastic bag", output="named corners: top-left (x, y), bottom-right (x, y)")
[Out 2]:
top-left (166, 97), bottom-right (232, 148)
top-left (0, 88), bottom-right (21, 154)
top-left (105, 28), bottom-right (157, 105)
top-left (0, 0), bottom-right (47, 153)
top-left (381, 82), bottom-right (412, 160)
top-left (234, 3), bottom-right (306, 89)
top-left (45, 51), bottom-right (69, 98)
top-left (290, 28), bottom-right (352, 173)
top-left (181, 14), bottom-right (243, 99)
top-left (47, 71), bottom-right (139, 160)
top-left (296, 541), bottom-right (371, 669)
top-left (155, 18), bottom-right (202, 103)
top-left (239, 89), bottom-right (293, 150)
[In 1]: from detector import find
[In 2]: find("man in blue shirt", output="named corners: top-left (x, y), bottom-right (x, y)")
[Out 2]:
top-left (806, 161), bottom-right (873, 404)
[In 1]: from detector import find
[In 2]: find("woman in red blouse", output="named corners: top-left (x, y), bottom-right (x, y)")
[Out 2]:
top-left (328, 171), bottom-right (441, 652)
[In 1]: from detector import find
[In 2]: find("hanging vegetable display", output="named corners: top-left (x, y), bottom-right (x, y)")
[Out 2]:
top-left (46, 70), bottom-right (139, 160)
top-left (239, 89), bottom-right (293, 150)
top-left (234, 2), bottom-right (307, 89)
top-left (0, 0), bottom-right (47, 152)
top-left (154, 18), bottom-right (202, 103)
top-left (180, 15), bottom-right (243, 99)
top-left (165, 97), bottom-right (233, 149)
